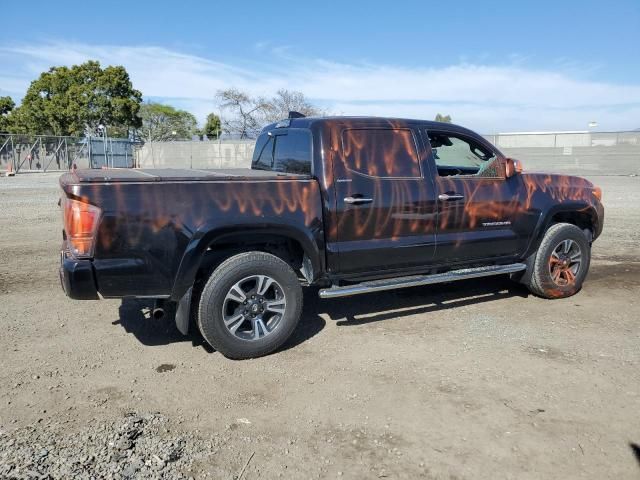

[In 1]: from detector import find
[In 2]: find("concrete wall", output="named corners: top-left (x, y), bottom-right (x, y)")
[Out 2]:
top-left (136, 140), bottom-right (254, 169)
top-left (487, 133), bottom-right (591, 148)
top-left (484, 131), bottom-right (640, 149)
top-left (3, 132), bottom-right (637, 176)
top-left (487, 132), bottom-right (640, 175)
top-left (135, 137), bottom-right (639, 176)
top-left (500, 145), bottom-right (639, 176)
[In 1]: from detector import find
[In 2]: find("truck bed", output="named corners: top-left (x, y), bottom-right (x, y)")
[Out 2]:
top-left (62, 168), bottom-right (302, 184)
top-left (58, 168), bottom-right (324, 300)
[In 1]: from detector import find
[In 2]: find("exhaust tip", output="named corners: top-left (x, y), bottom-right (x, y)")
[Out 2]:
top-left (152, 307), bottom-right (165, 320)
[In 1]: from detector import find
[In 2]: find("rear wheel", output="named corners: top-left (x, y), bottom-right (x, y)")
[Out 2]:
top-left (198, 251), bottom-right (302, 359)
top-left (525, 223), bottom-right (591, 298)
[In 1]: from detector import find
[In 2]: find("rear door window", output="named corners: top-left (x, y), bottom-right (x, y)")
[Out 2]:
top-left (251, 129), bottom-right (312, 174)
top-left (273, 129), bottom-right (312, 174)
top-left (342, 128), bottom-right (421, 178)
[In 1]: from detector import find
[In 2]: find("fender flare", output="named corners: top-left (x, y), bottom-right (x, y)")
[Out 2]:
top-left (170, 223), bottom-right (323, 300)
top-left (523, 202), bottom-right (599, 258)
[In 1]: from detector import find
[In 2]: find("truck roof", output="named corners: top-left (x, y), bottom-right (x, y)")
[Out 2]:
top-left (262, 116), bottom-right (478, 136)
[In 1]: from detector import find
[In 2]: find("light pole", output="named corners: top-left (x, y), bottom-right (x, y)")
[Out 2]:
top-left (96, 123), bottom-right (108, 168)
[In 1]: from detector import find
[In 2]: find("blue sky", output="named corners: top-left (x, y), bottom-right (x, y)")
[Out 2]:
top-left (1, 0), bottom-right (639, 132)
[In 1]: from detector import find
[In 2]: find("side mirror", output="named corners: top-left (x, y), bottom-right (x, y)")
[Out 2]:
top-left (505, 157), bottom-right (523, 178)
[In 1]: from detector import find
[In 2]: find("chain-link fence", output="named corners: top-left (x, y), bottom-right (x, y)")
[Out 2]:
top-left (0, 134), bottom-right (136, 173)
top-left (0, 135), bottom-right (87, 173)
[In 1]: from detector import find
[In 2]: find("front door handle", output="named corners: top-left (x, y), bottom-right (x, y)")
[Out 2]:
top-left (344, 196), bottom-right (373, 205)
top-left (438, 193), bottom-right (465, 201)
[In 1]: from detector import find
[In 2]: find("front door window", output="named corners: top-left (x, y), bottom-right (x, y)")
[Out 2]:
top-left (428, 132), bottom-right (504, 178)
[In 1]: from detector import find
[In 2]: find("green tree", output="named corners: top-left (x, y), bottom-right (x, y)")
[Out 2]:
top-left (9, 60), bottom-right (142, 136)
top-left (137, 103), bottom-right (197, 142)
top-left (200, 112), bottom-right (222, 139)
top-left (434, 113), bottom-right (452, 123)
top-left (0, 96), bottom-right (15, 133)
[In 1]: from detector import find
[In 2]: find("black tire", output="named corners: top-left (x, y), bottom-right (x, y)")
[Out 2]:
top-left (197, 251), bottom-right (302, 359)
top-left (525, 222), bottom-right (591, 299)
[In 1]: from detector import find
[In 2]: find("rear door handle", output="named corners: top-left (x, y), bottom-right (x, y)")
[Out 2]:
top-left (438, 193), bottom-right (464, 201)
top-left (344, 196), bottom-right (373, 205)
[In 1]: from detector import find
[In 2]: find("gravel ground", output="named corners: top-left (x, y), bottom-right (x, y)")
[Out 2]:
top-left (0, 172), bottom-right (639, 479)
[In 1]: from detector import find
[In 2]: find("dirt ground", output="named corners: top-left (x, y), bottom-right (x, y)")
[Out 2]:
top-left (0, 172), bottom-right (639, 479)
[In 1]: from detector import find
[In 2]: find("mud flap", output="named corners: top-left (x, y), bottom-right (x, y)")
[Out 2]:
top-left (175, 287), bottom-right (193, 335)
top-left (511, 252), bottom-right (536, 285)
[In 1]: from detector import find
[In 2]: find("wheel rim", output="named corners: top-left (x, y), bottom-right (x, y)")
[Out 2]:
top-left (221, 275), bottom-right (286, 341)
top-left (548, 239), bottom-right (582, 287)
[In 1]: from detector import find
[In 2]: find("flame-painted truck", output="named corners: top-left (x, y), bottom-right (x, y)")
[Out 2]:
top-left (59, 114), bottom-right (604, 359)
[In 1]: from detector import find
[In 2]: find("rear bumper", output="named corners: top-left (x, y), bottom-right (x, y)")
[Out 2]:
top-left (59, 246), bottom-right (99, 300)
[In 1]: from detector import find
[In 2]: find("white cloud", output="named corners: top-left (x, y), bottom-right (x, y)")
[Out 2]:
top-left (1, 41), bottom-right (638, 132)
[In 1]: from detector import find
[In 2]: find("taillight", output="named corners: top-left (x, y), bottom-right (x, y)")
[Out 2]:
top-left (62, 197), bottom-right (101, 258)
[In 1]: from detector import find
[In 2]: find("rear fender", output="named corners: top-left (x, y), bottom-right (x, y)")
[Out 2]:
top-left (170, 223), bottom-right (322, 301)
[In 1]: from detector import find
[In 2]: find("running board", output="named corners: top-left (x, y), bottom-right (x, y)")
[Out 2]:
top-left (318, 263), bottom-right (527, 299)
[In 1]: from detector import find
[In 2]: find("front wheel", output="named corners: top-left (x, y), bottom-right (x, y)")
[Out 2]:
top-left (197, 251), bottom-right (303, 359)
top-left (525, 223), bottom-right (591, 299)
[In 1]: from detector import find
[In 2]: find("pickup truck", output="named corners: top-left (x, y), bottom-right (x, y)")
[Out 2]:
top-left (59, 114), bottom-right (604, 359)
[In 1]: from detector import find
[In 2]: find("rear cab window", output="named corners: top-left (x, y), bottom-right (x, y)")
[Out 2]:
top-left (341, 128), bottom-right (421, 178)
top-left (252, 128), bottom-right (313, 175)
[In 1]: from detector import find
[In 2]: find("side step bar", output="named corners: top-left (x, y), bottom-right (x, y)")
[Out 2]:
top-left (318, 263), bottom-right (526, 299)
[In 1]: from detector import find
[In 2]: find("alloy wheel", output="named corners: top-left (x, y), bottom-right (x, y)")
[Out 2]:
top-left (221, 275), bottom-right (286, 341)
top-left (548, 239), bottom-right (582, 286)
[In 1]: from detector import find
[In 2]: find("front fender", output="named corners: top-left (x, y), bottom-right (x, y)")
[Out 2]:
top-left (523, 202), bottom-right (601, 258)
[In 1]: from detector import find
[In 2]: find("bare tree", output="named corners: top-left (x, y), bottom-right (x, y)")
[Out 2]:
top-left (216, 88), bottom-right (269, 139)
top-left (217, 88), bottom-right (323, 138)
top-left (262, 89), bottom-right (322, 123)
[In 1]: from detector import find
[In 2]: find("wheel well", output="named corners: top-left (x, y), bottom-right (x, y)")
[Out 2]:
top-left (195, 233), bottom-right (305, 285)
top-left (549, 210), bottom-right (595, 244)
top-left (550, 211), bottom-right (594, 233)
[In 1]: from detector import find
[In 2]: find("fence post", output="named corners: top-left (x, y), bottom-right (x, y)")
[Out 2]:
top-left (12, 136), bottom-right (17, 172)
